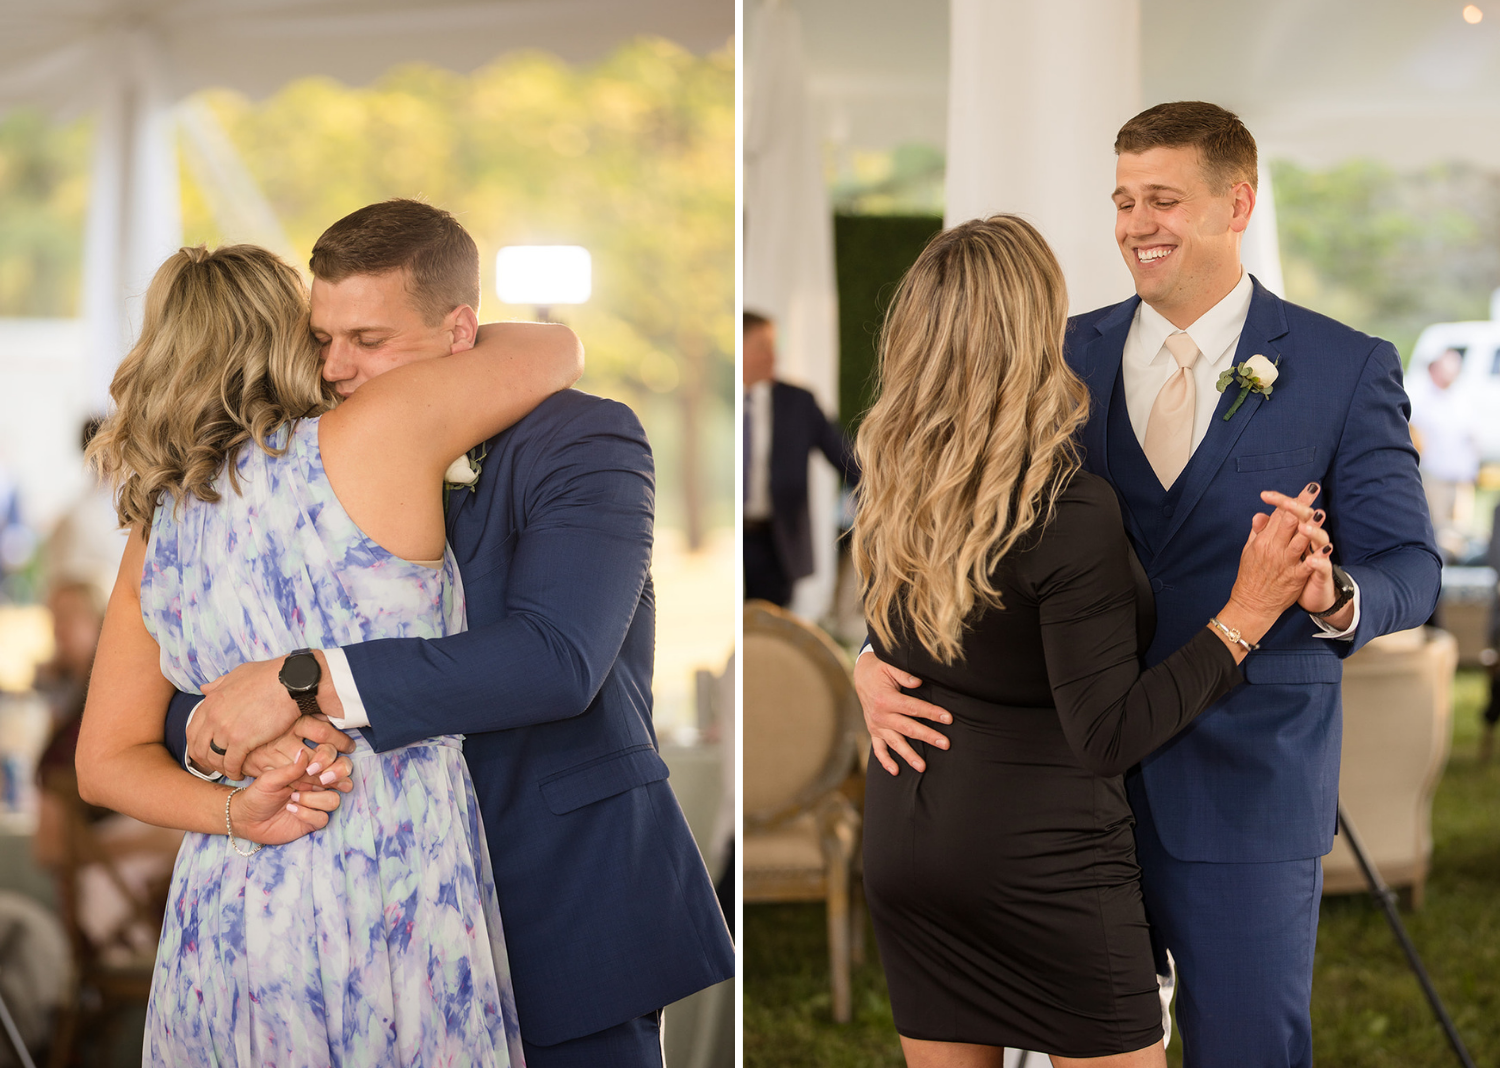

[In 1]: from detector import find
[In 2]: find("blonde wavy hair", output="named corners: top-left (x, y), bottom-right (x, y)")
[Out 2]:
top-left (853, 215), bottom-right (1090, 665)
top-left (88, 245), bottom-right (335, 529)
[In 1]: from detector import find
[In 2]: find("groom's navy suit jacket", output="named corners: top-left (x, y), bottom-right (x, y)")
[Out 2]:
top-left (167, 390), bottom-right (734, 1047)
top-left (1067, 278), bottom-right (1441, 864)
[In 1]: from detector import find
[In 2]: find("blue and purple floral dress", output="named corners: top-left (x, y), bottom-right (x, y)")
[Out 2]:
top-left (139, 418), bottom-right (523, 1067)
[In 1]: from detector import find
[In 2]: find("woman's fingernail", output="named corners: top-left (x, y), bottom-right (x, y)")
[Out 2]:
top-left (1322, 545), bottom-right (1332, 555)
top-left (286, 802), bottom-right (299, 812)
top-left (1314, 510), bottom-right (1325, 522)
top-left (1306, 482), bottom-right (1319, 495)
top-left (290, 792), bottom-right (300, 802)
top-left (306, 762), bottom-right (322, 775)
top-left (320, 770), bottom-right (337, 785)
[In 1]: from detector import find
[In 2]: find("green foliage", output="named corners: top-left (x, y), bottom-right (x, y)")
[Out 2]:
top-left (829, 143), bottom-right (946, 217)
top-left (1273, 160), bottom-right (1500, 362)
top-left (748, 670), bottom-right (1500, 1066)
top-left (0, 109), bottom-right (91, 317)
top-left (833, 214), bottom-right (943, 432)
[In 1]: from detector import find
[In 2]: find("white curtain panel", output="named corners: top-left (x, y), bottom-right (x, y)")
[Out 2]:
top-left (745, 0), bottom-right (842, 622)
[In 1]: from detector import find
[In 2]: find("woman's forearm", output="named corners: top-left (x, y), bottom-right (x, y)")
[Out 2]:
top-left (78, 739), bottom-right (229, 837)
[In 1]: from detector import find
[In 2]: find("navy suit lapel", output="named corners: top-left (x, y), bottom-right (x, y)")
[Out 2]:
top-left (1156, 279), bottom-right (1290, 554)
top-left (1079, 297), bottom-right (1144, 545)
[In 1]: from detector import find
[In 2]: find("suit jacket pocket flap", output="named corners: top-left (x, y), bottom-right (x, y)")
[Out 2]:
top-left (539, 745), bottom-right (670, 815)
top-left (1236, 446), bottom-right (1317, 473)
top-left (1242, 652), bottom-right (1343, 685)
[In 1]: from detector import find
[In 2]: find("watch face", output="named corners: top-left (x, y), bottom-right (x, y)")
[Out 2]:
top-left (280, 653), bottom-right (320, 692)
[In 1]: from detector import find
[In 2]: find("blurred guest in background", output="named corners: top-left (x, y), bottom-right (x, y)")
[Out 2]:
top-left (45, 416), bottom-right (130, 609)
top-left (742, 310), bottom-right (860, 606)
top-left (32, 579), bottom-right (184, 965)
top-left (1410, 347), bottom-right (1479, 560)
top-left (0, 456), bottom-right (37, 601)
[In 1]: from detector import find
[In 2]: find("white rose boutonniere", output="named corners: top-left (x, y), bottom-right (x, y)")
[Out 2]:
top-left (443, 445), bottom-right (488, 516)
top-left (1215, 353), bottom-right (1280, 421)
top-left (444, 454), bottom-right (480, 487)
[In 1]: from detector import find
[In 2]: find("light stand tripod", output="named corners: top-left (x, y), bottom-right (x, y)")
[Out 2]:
top-left (1337, 802), bottom-right (1475, 1068)
top-left (0, 978), bottom-right (37, 1068)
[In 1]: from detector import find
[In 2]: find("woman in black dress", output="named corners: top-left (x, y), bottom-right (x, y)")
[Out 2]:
top-left (852, 216), bottom-right (1331, 1066)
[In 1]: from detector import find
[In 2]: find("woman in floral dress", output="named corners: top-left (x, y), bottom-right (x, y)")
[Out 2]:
top-left (76, 243), bottom-right (582, 1066)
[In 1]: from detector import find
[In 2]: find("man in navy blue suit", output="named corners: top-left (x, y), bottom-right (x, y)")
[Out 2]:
top-left (856, 104), bottom-right (1440, 1065)
top-left (155, 200), bottom-right (734, 1067)
top-left (742, 310), bottom-right (860, 606)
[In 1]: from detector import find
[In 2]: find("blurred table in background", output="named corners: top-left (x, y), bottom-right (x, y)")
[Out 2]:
top-left (661, 740), bottom-right (733, 1068)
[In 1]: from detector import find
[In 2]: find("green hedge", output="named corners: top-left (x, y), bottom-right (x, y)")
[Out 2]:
top-left (834, 214), bottom-right (944, 433)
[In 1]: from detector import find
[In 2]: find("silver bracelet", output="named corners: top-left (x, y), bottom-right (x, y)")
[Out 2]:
top-left (1207, 616), bottom-right (1259, 655)
top-left (225, 786), bottom-right (263, 857)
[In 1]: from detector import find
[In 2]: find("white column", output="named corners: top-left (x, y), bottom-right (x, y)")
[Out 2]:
top-left (944, 0), bottom-right (1142, 315)
top-left (744, 0), bottom-right (842, 622)
top-left (80, 30), bottom-right (182, 412)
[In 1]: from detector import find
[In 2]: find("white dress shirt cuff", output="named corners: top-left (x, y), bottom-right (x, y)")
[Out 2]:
top-left (322, 647), bottom-right (371, 730)
top-left (1310, 577), bottom-right (1361, 641)
top-left (181, 704), bottom-right (224, 782)
top-left (857, 642), bottom-right (874, 661)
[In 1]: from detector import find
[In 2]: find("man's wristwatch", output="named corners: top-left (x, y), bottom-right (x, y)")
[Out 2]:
top-left (278, 648), bottom-right (322, 716)
top-left (1313, 565), bottom-right (1356, 620)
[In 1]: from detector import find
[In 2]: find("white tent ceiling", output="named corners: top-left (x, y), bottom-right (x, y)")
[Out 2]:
top-left (0, 0), bottom-right (734, 116)
top-left (780, 0), bottom-right (1500, 170)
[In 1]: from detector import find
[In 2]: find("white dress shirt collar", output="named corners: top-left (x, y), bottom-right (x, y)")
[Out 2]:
top-left (1134, 269), bottom-right (1254, 370)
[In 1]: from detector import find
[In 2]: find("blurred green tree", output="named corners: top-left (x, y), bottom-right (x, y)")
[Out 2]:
top-left (1274, 160), bottom-right (1500, 361)
top-left (0, 109), bottom-right (90, 317)
top-left (185, 37), bottom-right (734, 543)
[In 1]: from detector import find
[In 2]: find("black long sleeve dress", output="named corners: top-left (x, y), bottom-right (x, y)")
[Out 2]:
top-left (863, 470), bottom-right (1242, 1056)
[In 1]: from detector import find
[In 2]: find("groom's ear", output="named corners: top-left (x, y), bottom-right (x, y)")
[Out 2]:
top-left (1228, 180), bottom-right (1257, 235)
top-left (446, 305), bottom-right (479, 354)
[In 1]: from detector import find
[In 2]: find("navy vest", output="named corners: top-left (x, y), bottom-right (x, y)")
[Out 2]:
top-left (1106, 369), bottom-right (1190, 564)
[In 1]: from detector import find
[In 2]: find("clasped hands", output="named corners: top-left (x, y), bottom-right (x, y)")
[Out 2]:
top-left (185, 657), bottom-right (357, 844)
top-left (857, 482), bottom-right (1343, 777)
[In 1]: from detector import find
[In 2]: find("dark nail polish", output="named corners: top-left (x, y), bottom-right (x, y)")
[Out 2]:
top-left (1322, 545), bottom-right (1332, 555)
top-left (1305, 482), bottom-right (1319, 495)
top-left (1314, 510), bottom-right (1325, 522)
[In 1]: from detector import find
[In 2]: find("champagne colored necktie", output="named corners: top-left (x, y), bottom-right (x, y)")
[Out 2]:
top-left (1143, 331), bottom-right (1201, 488)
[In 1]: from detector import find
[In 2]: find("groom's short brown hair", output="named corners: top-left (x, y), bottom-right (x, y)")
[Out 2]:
top-left (1115, 102), bottom-right (1258, 193)
top-left (310, 199), bottom-right (481, 325)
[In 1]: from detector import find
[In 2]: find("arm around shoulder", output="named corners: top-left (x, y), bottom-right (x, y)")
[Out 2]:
top-left (347, 397), bottom-right (656, 750)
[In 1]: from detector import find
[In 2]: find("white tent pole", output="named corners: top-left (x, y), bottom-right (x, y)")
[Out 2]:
top-left (122, 28), bottom-right (182, 354)
top-left (945, 0), bottom-right (1142, 316)
top-left (81, 30), bottom-right (183, 413)
top-left (81, 75), bottom-right (128, 413)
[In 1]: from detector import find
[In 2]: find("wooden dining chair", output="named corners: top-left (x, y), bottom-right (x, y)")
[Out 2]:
top-left (742, 600), bottom-right (864, 1022)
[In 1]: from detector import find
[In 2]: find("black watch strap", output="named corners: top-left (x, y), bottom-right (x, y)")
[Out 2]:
top-left (1314, 565), bottom-right (1354, 619)
top-left (293, 691), bottom-right (320, 717)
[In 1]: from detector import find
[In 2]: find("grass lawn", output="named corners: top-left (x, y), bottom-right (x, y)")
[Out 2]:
top-left (745, 669), bottom-right (1500, 1067)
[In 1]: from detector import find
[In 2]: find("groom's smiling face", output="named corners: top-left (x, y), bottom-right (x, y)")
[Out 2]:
top-left (1112, 145), bottom-right (1254, 328)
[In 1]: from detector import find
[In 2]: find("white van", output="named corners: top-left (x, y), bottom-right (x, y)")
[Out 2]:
top-left (1406, 306), bottom-right (1500, 463)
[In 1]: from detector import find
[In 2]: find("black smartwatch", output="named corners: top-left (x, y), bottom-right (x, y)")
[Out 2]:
top-left (1313, 565), bottom-right (1356, 620)
top-left (278, 648), bottom-right (322, 716)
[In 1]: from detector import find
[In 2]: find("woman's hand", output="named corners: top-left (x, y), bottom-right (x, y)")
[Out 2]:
top-left (227, 748), bottom-right (346, 846)
top-left (241, 715), bottom-right (355, 793)
top-left (1218, 483), bottom-right (1329, 648)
